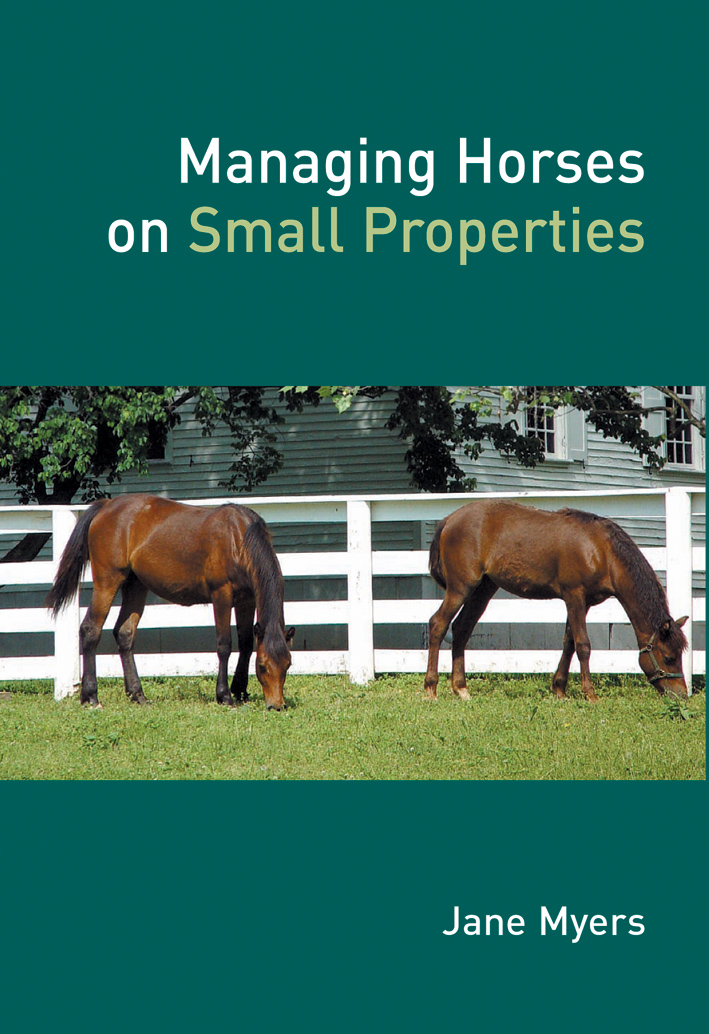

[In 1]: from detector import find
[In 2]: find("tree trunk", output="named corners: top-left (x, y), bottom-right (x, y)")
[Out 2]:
top-left (0, 532), bottom-right (51, 564)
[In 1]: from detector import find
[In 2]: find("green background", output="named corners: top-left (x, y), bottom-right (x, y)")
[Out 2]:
top-left (3, 3), bottom-right (706, 1032)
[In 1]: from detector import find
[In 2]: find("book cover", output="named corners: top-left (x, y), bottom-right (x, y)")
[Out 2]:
top-left (3, 3), bottom-right (705, 1033)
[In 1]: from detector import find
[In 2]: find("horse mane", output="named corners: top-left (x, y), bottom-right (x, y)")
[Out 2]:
top-left (558, 508), bottom-right (688, 652)
top-left (238, 509), bottom-right (290, 659)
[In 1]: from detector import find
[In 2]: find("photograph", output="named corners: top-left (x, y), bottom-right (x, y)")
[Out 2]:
top-left (1, 386), bottom-right (704, 780)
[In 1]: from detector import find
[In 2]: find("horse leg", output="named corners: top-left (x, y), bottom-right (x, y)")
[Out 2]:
top-left (231, 593), bottom-right (256, 702)
top-left (424, 586), bottom-right (470, 699)
top-left (113, 574), bottom-right (149, 704)
top-left (551, 621), bottom-right (576, 699)
top-left (449, 578), bottom-right (497, 700)
top-left (212, 587), bottom-right (235, 706)
top-left (564, 594), bottom-right (598, 703)
top-left (79, 579), bottom-right (123, 707)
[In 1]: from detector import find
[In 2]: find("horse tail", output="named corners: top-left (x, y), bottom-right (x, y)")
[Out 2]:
top-left (429, 517), bottom-right (448, 590)
top-left (45, 501), bottom-right (108, 616)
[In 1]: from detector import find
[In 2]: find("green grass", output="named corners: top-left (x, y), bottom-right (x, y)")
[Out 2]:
top-left (0, 674), bottom-right (704, 781)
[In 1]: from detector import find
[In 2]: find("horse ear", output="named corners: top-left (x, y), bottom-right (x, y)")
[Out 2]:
top-left (254, 622), bottom-right (263, 640)
top-left (285, 626), bottom-right (295, 644)
top-left (675, 615), bottom-right (689, 628)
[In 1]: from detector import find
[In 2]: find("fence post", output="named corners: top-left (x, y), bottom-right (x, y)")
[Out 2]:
top-left (347, 499), bottom-right (375, 684)
top-left (665, 487), bottom-right (694, 690)
top-left (52, 507), bottom-right (81, 700)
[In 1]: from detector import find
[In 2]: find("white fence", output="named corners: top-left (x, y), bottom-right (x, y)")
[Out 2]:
top-left (0, 488), bottom-right (705, 699)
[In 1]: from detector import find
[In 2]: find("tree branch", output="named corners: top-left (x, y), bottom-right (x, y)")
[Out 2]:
top-left (652, 386), bottom-right (706, 436)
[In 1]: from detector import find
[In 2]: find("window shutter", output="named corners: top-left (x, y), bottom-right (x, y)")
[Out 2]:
top-left (641, 387), bottom-right (667, 465)
top-left (697, 388), bottom-right (706, 471)
top-left (642, 387), bottom-right (666, 437)
top-left (567, 408), bottom-right (586, 462)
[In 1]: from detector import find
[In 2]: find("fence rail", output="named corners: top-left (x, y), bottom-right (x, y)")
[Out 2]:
top-left (0, 488), bottom-right (705, 699)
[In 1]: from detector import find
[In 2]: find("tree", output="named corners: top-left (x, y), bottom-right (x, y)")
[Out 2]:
top-left (0, 387), bottom-right (283, 562)
top-left (283, 385), bottom-right (706, 492)
top-left (2, 384), bottom-right (703, 563)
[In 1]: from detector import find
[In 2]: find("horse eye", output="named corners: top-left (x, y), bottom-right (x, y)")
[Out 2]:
top-left (258, 664), bottom-right (267, 674)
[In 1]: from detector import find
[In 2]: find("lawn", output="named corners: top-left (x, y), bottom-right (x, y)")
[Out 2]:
top-left (0, 674), bottom-right (704, 781)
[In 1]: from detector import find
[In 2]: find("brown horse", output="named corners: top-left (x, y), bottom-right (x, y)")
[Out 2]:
top-left (425, 500), bottom-right (689, 702)
top-left (46, 495), bottom-right (294, 709)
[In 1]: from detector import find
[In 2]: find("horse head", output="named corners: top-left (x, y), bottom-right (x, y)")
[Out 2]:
top-left (254, 622), bottom-right (295, 710)
top-left (638, 616), bottom-right (689, 696)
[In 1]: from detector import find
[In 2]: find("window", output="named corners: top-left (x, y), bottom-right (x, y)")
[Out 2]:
top-left (642, 386), bottom-right (705, 473)
top-left (146, 421), bottom-right (172, 464)
top-left (524, 391), bottom-right (572, 461)
top-left (665, 386), bottom-right (697, 467)
top-left (526, 399), bottom-right (557, 455)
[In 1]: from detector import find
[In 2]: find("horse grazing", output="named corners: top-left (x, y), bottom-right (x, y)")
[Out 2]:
top-left (46, 495), bottom-right (294, 709)
top-left (425, 500), bottom-right (689, 702)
